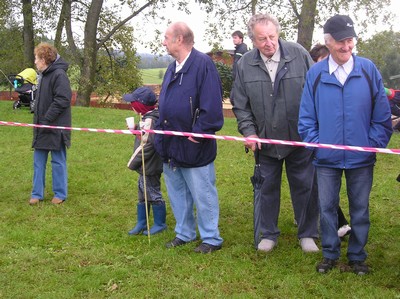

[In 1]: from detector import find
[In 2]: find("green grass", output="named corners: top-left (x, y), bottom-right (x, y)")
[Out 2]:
top-left (0, 101), bottom-right (399, 298)
top-left (141, 68), bottom-right (166, 85)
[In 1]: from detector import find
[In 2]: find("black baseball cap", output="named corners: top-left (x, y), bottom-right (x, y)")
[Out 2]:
top-left (323, 15), bottom-right (357, 41)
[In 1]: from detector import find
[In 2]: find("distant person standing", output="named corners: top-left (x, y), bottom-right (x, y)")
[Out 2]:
top-left (232, 30), bottom-right (248, 80)
top-left (299, 15), bottom-right (392, 275)
top-left (230, 30), bottom-right (248, 105)
top-left (29, 42), bottom-right (72, 205)
top-left (155, 22), bottom-right (224, 253)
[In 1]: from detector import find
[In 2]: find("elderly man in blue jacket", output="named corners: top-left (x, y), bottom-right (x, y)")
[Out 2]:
top-left (299, 15), bottom-right (392, 275)
top-left (154, 22), bottom-right (224, 253)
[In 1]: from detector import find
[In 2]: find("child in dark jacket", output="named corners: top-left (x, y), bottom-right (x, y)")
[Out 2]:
top-left (123, 87), bottom-right (167, 235)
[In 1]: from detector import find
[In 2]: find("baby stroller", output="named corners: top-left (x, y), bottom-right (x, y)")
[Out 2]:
top-left (8, 68), bottom-right (37, 111)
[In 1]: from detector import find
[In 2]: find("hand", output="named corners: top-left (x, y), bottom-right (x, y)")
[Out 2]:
top-left (188, 136), bottom-right (199, 143)
top-left (244, 134), bottom-right (261, 152)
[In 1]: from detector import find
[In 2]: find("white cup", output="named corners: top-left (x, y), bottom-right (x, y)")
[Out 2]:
top-left (126, 117), bottom-right (135, 129)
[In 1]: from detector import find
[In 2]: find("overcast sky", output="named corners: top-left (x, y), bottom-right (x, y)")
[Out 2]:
top-left (119, 1), bottom-right (400, 53)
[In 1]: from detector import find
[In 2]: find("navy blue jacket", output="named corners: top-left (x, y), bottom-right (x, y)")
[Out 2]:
top-left (154, 48), bottom-right (224, 168)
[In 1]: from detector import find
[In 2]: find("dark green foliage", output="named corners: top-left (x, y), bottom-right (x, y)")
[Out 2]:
top-left (357, 30), bottom-right (400, 89)
top-left (214, 61), bottom-right (233, 100)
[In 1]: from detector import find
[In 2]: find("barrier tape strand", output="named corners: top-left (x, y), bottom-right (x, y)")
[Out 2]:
top-left (1, 121), bottom-right (399, 155)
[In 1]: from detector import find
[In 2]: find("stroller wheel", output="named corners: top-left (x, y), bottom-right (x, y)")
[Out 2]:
top-left (13, 100), bottom-right (21, 110)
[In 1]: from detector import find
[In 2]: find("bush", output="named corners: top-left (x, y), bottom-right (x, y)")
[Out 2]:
top-left (214, 61), bottom-right (233, 100)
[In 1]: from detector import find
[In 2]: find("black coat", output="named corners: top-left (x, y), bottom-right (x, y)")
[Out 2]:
top-left (127, 109), bottom-right (163, 176)
top-left (32, 56), bottom-right (72, 150)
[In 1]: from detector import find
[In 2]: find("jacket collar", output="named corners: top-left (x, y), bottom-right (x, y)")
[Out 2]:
top-left (249, 39), bottom-right (294, 66)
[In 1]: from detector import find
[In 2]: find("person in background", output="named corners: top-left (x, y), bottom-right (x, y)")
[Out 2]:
top-left (123, 87), bottom-right (167, 236)
top-left (309, 43), bottom-right (352, 239)
top-left (230, 30), bottom-right (249, 105)
top-left (29, 42), bottom-right (72, 205)
top-left (232, 30), bottom-right (248, 80)
top-left (385, 87), bottom-right (400, 132)
top-left (154, 22), bottom-right (224, 253)
top-left (299, 15), bottom-right (392, 275)
top-left (309, 43), bottom-right (329, 63)
top-left (232, 13), bottom-right (320, 253)
top-left (384, 87), bottom-right (400, 183)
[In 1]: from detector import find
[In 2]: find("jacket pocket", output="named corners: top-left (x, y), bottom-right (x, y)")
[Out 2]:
top-left (171, 137), bottom-right (206, 166)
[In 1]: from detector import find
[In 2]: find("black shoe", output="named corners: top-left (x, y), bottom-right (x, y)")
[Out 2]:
top-left (316, 258), bottom-right (337, 274)
top-left (194, 242), bottom-right (221, 253)
top-left (349, 260), bottom-right (369, 275)
top-left (165, 237), bottom-right (189, 248)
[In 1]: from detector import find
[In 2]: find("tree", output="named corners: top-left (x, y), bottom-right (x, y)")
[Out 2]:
top-left (22, 0), bottom-right (34, 68)
top-left (0, 1), bottom-right (24, 82)
top-left (198, 0), bottom-right (393, 51)
top-left (357, 30), bottom-right (400, 89)
top-left (56, 0), bottom-right (164, 106)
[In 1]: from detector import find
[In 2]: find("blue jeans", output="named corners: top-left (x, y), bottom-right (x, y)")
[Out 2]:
top-left (316, 165), bottom-right (373, 262)
top-left (163, 162), bottom-right (223, 246)
top-left (31, 147), bottom-right (68, 200)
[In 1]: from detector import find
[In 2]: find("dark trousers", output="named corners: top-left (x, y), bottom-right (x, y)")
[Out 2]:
top-left (258, 148), bottom-right (319, 241)
top-left (137, 174), bottom-right (164, 204)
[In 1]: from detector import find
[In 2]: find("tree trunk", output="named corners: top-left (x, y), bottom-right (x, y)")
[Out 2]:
top-left (75, 0), bottom-right (104, 107)
top-left (296, 0), bottom-right (318, 50)
top-left (22, 0), bottom-right (34, 67)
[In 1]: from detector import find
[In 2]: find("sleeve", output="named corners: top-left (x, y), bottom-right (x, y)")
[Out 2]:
top-left (231, 59), bottom-right (258, 137)
top-left (368, 68), bottom-right (393, 148)
top-left (298, 71), bottom-right (319, 144)
top-left (127, 118), bottom-right (157, 171)
top-left (44, 70), bottom-right (72, 123)
top-left (192, 59), bottom-right (224, 135)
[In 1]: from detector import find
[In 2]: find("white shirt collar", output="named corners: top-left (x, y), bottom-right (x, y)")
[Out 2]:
top-left (328, 55), bottom-right (354, 75)
top-left (175, 51), bottom-right (191, 73)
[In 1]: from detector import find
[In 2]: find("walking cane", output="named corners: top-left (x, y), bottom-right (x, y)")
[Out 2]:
top-left (139, 114), bottom-right (151, 245)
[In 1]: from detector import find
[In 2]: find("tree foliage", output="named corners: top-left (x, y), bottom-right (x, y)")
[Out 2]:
top-left (198, 0), bottom-right (393, 51)
top-left (0, 0), bottom-right (398, 104)
top-left (357, 30), bottom-right (400, 89)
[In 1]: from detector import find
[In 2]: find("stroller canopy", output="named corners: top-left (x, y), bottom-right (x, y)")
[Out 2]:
top-left (17, 68), bottom-right (37, 85)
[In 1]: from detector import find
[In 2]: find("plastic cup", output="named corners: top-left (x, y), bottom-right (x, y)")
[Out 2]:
top-left (126, 117), bottom-right (135, 129)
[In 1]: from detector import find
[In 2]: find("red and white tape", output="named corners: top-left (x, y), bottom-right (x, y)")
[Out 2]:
top-left (1, 121), bottom-right (399, 155)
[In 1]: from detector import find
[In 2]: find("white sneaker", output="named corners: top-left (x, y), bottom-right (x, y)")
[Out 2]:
top-left (338, 224), bottom-right (351, 237)
top-left (257, 239), bottom-right (276, 252)
top-left (299, 238), bottom-right (319, 252)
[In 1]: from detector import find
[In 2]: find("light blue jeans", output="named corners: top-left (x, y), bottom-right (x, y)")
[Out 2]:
top-left (163, 162), bottom-right (223, 246)
top-left (31, 147), bottom-right (68, 200)
top-left (316, 165), bottom-right (373, 262)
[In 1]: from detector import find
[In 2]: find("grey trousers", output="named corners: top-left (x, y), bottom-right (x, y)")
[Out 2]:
top-left (258, 147), bottom-right (319, 242)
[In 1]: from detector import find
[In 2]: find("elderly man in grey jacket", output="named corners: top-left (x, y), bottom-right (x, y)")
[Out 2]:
top-left (232, 13), bottom-right (319, 253)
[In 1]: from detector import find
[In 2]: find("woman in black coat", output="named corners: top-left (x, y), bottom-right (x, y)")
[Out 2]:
top-left (29, 43), bottom-right (72, 205)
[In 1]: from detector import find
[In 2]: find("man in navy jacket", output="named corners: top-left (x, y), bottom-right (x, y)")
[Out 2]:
top-left (299, 15), bottom-right (392, 275)
top-left (155, 22), bottom-right (224, 253)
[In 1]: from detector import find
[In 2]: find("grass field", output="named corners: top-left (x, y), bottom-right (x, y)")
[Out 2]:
top-left (0, 101), bottom-right (399, 298)
top-left (141, 68), bottom-right (166, 85)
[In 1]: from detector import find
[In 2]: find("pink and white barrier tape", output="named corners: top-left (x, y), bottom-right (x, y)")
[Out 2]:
top-left (1, 121), bottom-right (399, 155)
